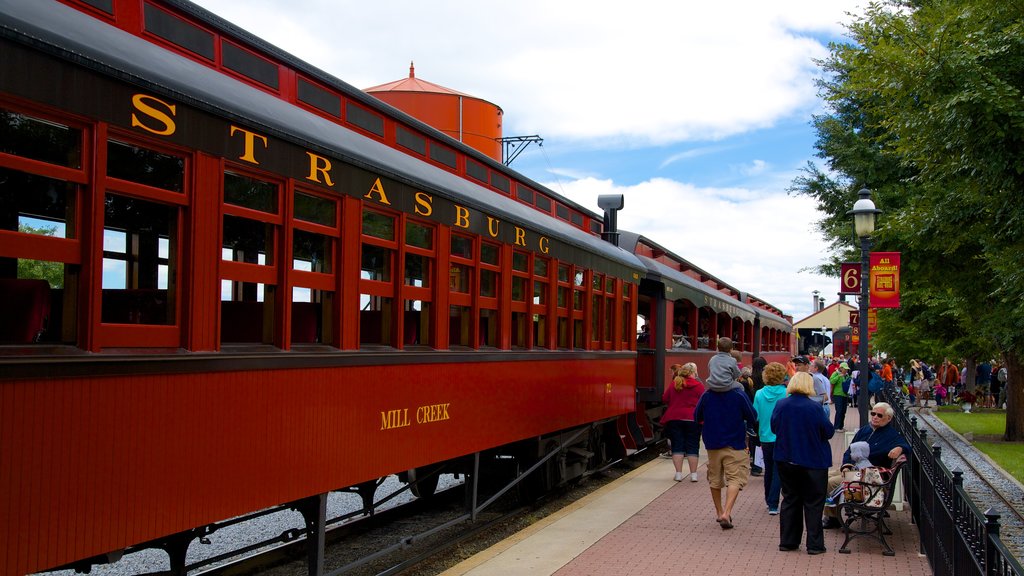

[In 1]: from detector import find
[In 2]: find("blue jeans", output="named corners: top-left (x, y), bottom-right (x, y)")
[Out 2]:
top-left (761, 441), bottom-right (781, 509)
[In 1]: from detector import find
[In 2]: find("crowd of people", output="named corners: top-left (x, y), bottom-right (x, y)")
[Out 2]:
top-left (660, 338), bottom-right (915, 554)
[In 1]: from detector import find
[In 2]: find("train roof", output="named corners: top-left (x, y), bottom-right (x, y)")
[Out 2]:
top-left (0, 0), bottom-right (643, 279)
top-left (619, 230), bottom-right (790, 330)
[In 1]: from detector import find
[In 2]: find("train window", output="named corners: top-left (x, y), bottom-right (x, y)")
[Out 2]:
top-left (605, 277), bottom-right (614, 293)
top-left (604, 295), bottom-right (613, 341)
top-left (533, 314), bottom-right (547, 347)
top-left (533, 257), bottom-right (548, 278)
top-left (480, 269), bottom-right (497, 298)
top-left (449, 305), bottom-right (472, 347)
top-left (535, 194), bottom-right (552, 212)
top-left (465, 159), bottom-right (487, 183)
top-left (573, 319), bottom-right (585, 349)
top-left (1, 108), bottom-right (82, 168)
top-left (480, 243), bottom-right (499, 265)
top-left (359, 295), bottom-right (393, 346)
top-left (558, 264), bottom-right (569, 283)
top-left (0, 170), bottom-right (77, 238)
top-left (362, 210), bottom-right (394, 240)
top-left (224, 172), bottom-right (278, 214)
top-left (361, 244), bottom-right (391, 282)
top-left (557, 285), bottom-right (569, 308)
top-left (346, 102), bottom-right (384, 137)
top-left (517, 186), bottom-right (534, 204)
top-left (143, 3), bottom-right (215, 61)
top-left (557, 317), bottom-right (569, 348)
top-left (570, 212), bottom-right (584, 227)
top-left (510, 311), bottom-right (527, 349)
top-left (403, 299), bottom-right (431, 347)
top-left (591, 220), bottom-right (603, 235)
top-left (429, 143), bottom-right (457, 169)
top-left (294, 191), bottom-right (336, 227)
top-left (404, 254), bottom-right (431, 288)
top-left (591, 294), bottom-right (601, 342)
top-left (511, 276), bottom-right (527, 302)
top-left (222, 41), bottom-right (279, 90)
top-left (292, 229), bottom-right (332, 273)
top-left (490, 172), bottom-right (510, 193)
top-left (107, 140), bottom-right (184, 192)
top-left (101, 193), bottom-right (177, 325)
top-left (405, 221), bottom-right (433, 249)
top-left (223, 215), bottom-right (274, 264)
top-left (592, 273), bottom-right (603, 291)
top-left (512, 251), bottom-right (528, 273)
top-left (297, 78), bottom-right (341, 117)
top-left (556, 204), bottom-right (570, 221)
top-left (450, 235), bottom-right (473, 259)
top-left (79, 0), bottom-right (113, 14)
top-left (449, 263), bottom-right (470, 294)
top-left (533, 280), bottom-right (547, 306)
top-left (291, 290), bottom-right (331, 345)
top-left (397, 127), bottom-right (426, 156)
top-left (479, 308), bottom-right (499, 347)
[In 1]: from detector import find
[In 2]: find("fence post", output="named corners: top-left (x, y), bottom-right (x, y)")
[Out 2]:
top-left (984, 509), bottom-right (1000, 576)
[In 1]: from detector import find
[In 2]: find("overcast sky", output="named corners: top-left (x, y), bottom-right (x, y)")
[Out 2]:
top-left (191, 0), bottom-right (868, 323)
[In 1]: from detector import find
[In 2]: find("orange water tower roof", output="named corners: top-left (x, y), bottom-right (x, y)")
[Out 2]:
top-left (365, 62), bottom-right (474, 97)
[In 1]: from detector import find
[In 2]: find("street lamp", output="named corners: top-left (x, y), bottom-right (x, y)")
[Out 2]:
top-left (848, 188), bottom-right (881, 426)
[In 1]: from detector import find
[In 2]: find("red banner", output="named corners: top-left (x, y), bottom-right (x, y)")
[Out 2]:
top-left (868, 308), bottom-right (877, 333)
top-left (870, 252), bottom-right (901, 308)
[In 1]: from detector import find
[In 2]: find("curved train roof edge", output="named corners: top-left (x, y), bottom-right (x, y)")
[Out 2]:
top-left (0, 0), bottom-right (643, 278)
top-left (619, 230), bottom-right (791, 330)
top-left (145, 0), bottom-right (598, 221)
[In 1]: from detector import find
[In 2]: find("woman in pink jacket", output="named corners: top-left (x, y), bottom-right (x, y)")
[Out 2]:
top-left (662, 363), bottom-right (706, 482)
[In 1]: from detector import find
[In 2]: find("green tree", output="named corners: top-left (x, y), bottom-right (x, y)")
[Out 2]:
top-left (792, 0), bottom-right (1024, 439)
top-left (16, 224), bottom-right (64, 288)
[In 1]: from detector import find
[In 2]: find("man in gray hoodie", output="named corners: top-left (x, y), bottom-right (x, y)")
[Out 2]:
top-left (707, 337), bottom-right (742, 392)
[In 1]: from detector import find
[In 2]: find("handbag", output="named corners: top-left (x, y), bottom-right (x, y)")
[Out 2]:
top-left (842, 467), bottom-right (887, 507)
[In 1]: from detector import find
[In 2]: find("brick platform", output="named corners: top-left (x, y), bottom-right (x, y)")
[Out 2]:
top-left (443, 432), bottom-right (933, 576)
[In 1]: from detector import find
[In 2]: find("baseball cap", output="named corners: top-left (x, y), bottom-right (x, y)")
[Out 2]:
top-left (791, 355), bottom-right (810, 365)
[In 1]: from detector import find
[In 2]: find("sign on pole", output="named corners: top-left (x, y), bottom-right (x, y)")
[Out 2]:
top-left (869, 252), bottom-right (901, 308)
top-left (840, 262), bottom-right (861, 295)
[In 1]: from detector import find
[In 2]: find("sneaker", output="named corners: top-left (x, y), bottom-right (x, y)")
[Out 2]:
top-left (660, 451), bottom-right (672, 459)
top-left (768, 507), bottom-right (779, 515)
top-left (690, 473), bottom-right (699, 482)
top-left (674, 472), bottom-right (684, 482)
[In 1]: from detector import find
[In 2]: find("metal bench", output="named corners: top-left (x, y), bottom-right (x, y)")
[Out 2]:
top-left (836, 456), bottom-right (908, 556)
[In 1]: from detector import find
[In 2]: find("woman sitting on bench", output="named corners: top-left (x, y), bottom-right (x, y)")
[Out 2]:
top-left (822, 402), bottom-right (911, 529)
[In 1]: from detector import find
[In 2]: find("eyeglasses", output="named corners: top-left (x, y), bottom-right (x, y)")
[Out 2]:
top-left (869, 411), bottom-right (886, 418)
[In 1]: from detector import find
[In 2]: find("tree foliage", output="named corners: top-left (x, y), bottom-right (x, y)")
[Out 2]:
top-left (791, 0), bottom-right (1024, 439)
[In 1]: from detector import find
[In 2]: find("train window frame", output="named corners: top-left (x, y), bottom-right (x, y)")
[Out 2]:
top-left (98, 131), bottom-right (191, 348)
top-left (359, 206), bottom-right (399, 348)
top-left (345, 102), bottom-right (385, 139)
top-left (60, 0), bottom-right (115, 20)
top-left (288, 186), bottom-right (339, 348)
top-left (141, 2), bottom-right (216, 63)
top-left (296, 76), bottom-right (342, 118)
top-left (220, 39), bottom-right (281, 92)
top-left (0, 102), bottom-right (89, 349)
top-left (428, 142), bottom-right (457, 171)
top-left (220, 165), bottom-right (284, 347)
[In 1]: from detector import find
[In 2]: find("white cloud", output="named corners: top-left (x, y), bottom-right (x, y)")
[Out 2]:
top-left (547, 174), bottom-right (835, 322)
top-left (191, 0), bottom-right (865, 146)
top-left (188, 0), bottom-right (859, 322)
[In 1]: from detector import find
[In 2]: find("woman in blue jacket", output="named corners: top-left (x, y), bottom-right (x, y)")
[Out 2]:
top-left (771, 371), bottom-right (835, 555)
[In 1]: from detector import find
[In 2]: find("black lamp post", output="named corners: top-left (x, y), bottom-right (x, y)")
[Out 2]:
top-left (848, 189), bottom-right (881, 426)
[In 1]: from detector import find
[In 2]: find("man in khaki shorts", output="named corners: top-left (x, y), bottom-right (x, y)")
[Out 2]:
top-left (695, 373), bottom-right (758, 529)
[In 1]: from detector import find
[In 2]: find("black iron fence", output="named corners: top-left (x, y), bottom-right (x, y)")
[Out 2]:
top-left (883, 387), bottom-right (1023, 576)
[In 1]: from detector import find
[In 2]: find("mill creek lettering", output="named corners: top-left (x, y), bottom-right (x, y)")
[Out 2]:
top-left (380, 403), bottom-right (452, 430)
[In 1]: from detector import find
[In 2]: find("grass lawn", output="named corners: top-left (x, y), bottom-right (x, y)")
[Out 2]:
top-left (933, 408), bottom-right (1024, 483)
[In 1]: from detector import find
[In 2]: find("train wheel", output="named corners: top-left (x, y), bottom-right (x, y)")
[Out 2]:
top-left (407, 466), bottom-right (441, 498)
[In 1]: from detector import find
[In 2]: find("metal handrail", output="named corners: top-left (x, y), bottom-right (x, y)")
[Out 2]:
top-left (882, 386), bottom-right (1023, 576)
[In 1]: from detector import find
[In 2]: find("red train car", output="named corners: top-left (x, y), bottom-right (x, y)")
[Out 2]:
top-left (620, 232), bottom-right (794, 415)
top-left (0, 1), bottom-right (793, 575)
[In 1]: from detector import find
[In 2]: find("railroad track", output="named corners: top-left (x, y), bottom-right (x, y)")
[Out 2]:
top-left (910, 408), bottom-right (1024, 558)
top-left (193, 452), bottom-right (649, 576)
